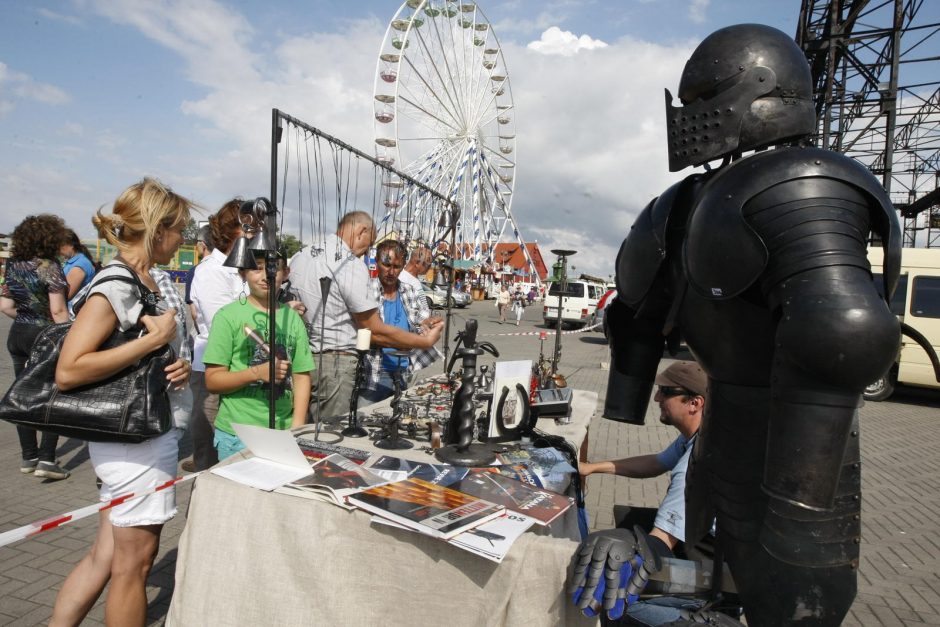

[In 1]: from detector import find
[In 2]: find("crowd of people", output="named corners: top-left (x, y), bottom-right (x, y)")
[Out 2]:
top-left (0, 182), bottom-right (454, 625)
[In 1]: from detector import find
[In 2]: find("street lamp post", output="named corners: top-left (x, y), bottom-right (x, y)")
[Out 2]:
top-left (549, 249), bottom-right (576, 377)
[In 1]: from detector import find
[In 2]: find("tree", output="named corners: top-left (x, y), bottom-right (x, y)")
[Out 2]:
top-left (182, 218), bottom-right (200, 244)
top-left (280, 233), bottom-right (303, 259)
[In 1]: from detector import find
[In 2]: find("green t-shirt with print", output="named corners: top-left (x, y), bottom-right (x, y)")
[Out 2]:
top-left (203, 300), bottom-right (315, 435)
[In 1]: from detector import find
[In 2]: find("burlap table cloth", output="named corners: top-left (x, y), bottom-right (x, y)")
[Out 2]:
top-left (167, 391), bottom-right (599, 627)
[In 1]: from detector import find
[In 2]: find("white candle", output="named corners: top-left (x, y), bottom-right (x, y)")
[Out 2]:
top-left (356, 328), bottom-right (372, 351)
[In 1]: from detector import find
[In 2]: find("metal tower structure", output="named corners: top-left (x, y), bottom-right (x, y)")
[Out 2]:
top-left (796, 0), bottom-right (940, 247)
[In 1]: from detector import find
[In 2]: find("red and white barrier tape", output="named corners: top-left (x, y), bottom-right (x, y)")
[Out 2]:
top-left (480, 321), bottom-right (603, 338)
top-left (0, 471), bottom-right (202, 548)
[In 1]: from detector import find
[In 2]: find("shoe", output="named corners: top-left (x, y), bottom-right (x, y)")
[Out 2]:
top-left (20, 458), bottom-right (38, 474)
top-left (34, 461), bottom-right (70, 481)
top-left (181, 459), bottom-right (197, 473)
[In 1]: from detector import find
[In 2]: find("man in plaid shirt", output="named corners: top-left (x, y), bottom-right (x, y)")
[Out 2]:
top-left (360, 240), bottom-right (442, 404)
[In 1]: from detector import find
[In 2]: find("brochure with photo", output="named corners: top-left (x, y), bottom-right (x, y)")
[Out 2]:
top-left (495, 446), bottom-right (576, 493)
top-left (348, 478), bottom-right (505, 540)
top-left (365, 455), bottom-right (470, 487)
top-left (487, 360), bottom-right (533, 439)
top-left (451, 471), bottom-right (573, 526)
top-left (276, 454), bottom-right (386, 507)
top-left (373, 512), bottom-right (536, 563)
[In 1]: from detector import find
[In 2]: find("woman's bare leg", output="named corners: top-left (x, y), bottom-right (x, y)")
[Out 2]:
top-left (49, 511), bottom-right (115, 627)
top-left (105, 523), bottom-right (162, 627)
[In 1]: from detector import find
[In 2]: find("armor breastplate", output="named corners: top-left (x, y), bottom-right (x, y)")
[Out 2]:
top-left (683, 147), bottom-right (901, 301)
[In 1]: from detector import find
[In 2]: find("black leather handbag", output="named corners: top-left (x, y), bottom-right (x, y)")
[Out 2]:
top-left (0, 264), bottom-right (175, 443)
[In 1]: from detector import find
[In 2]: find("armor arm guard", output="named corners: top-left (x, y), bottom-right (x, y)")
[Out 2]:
top-left (603, 298), bottom-right (666, 424)
top-left (742, 176), bottom-right (901, 510)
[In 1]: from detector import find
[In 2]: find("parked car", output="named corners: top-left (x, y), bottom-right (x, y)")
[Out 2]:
top-left (595, 288), bottom-right (617, 336)
top-left (421, 281), bottom-right (471, 309)
top-left (865, 247), bottom-right (940, 401)
top-left (542, 279), bottom-right (606, 329)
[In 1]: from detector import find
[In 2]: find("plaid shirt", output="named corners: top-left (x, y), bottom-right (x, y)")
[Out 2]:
top-left (152, 268), bottom-right (191, 362)
top-left (364, 278), bottom-right (440, 386)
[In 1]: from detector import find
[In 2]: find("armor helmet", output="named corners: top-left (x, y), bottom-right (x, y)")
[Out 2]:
top-left (666, 24), bottom-right (815, 172)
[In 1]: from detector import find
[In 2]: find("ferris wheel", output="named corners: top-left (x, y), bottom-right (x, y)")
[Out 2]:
top-left (372, 0), bottom-right (523, 266)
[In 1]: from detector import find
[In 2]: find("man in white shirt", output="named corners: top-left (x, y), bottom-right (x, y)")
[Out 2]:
top-left (290, 212), bottom-right (443, 420)
top-left (398, 245), bottom-right (432, 294)
top-left (188, 205), bottom-right (244, 470)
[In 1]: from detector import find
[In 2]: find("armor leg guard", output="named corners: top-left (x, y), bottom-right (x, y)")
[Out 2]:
top-left (700, 383), bottom-right (859, 626)
top-left (603, 299), bottom-right (666, 424)
top-left (766, 266), bottom-right (899, 509)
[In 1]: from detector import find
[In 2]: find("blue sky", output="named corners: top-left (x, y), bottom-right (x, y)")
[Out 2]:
top-left (1, 1), bottom-right (802, 274)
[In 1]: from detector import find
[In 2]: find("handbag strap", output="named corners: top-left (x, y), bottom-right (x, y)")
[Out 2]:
top-left (72, 263), bottom-right (159, 317)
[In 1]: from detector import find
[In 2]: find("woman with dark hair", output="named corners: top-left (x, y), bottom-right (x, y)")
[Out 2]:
top-left (59, 228), bottom-right (97, 304)
top-left (186, 198), bottom-right (245, 471)
top-left (0, 213), bottom-right (70, 479)
top-left (50, 177), bottom-right (195, 626)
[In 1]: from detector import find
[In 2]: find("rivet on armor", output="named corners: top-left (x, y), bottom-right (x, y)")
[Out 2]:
top-left (853, 537), bottom-right (860, 544)
top-left (714, 121), bottom-right (721, 127)
top-left (726, 194), bottom-right (732, 199)
top-left (853, 514), bottom-right (860, 520)
top-left (853, 462), bottom-right (860, 469)
top-left (702, 122), bottom-right (709, 129)
top-left (853, 494), bottom-right (860, 501)
top-left (738, 65), bottom-right (744, 71)
top-left (693, 148), bottom-right (699, 153)
top-left (682, 150), bottom-right (688, 156)
top-left (851, 430), bottom-right (858, 437)
top-left (703, 135), bottom-right (709, 141)
top-left (758, 76), bottom-right (765, 82)
top-left (726, 107), bottom-right (733, 113)
top-left (682, 116), bottom-right (687, 122)
top-left (815, 160), bottom-right (821, 165)
top-left (850, 560), bottom-right (858, 570)
top-left (713, 109), bottom-right (720, 116)
top-left (714, 59), bottom-right (719, 64)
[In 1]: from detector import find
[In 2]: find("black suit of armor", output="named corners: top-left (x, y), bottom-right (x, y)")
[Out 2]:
top-left (595, 24), bottom-right (902, 626)
top-left (608, 147), bottom-right (900, 624)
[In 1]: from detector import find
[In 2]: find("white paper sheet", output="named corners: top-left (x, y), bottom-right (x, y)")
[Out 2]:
top-left (209, 424), bottom-right (312, 491)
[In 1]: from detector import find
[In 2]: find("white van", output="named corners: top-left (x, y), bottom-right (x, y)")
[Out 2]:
top-left (865, 247), bottom-right (940, 400)
top-left (542, 279), bottom-right (606, 329)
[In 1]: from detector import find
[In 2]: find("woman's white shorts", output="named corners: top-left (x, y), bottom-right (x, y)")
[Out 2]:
top-left (89, 429), bottom-right (181, 527)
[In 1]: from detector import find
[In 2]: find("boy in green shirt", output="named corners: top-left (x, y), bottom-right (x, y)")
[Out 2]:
top-left (204, 253), bottom-right (315, 460)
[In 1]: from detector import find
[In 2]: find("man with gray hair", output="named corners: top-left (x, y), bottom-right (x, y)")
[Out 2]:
top-left (399, 244), bottom-right (432, 294)
top-left (290, 212), bottom-right (443, 420)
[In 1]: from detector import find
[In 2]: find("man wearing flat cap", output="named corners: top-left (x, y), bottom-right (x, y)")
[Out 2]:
top-left (581, 360), bottom-right (707, 556)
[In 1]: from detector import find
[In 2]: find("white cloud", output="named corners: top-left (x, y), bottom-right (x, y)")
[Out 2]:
top-left (5, 2), bottom-right (696, 276)
top-left (689, 0), bottom-right (710, 24)
top-left (0, 61), bottom-right (70, 112)
top-left (37, 7), bottom-right (84, 26)
top-left (527, 26), bottom-right (608, 56)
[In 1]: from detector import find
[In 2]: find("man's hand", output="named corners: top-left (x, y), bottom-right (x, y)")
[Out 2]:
top-left (421, 316), bottom-right (444, 331)
top-left (422, 321), bottom-right (444, 348)
top-left (569, 526), bottom-right (661, 620)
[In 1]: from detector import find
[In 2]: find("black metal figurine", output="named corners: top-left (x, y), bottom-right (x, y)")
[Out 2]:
top-left (436, 319), bottom-right (498, 466)
top-left (572, 24), bottom-right (901, 626)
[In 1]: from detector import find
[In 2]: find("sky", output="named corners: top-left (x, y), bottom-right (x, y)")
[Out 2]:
top-left (0, 0), bottom-right (802, 276)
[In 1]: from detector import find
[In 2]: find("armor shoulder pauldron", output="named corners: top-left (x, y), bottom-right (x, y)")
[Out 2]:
top-left (684, 147), bottom-right (901, 300)
top-left (617, 176), bottom-right (699, 307)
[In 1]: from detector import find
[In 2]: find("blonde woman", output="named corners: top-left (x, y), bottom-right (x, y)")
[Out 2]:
top-left (50, 178), bottom-right (195, 627)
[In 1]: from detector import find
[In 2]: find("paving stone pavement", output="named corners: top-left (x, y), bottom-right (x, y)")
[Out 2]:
top-left (0, 301), bottom-right (938, 625)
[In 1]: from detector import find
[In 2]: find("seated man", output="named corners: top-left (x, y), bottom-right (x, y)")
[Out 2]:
top-left (579, 360), bottom-right (708, 625)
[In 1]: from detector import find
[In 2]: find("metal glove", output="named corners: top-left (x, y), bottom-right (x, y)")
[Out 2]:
top-left (569, 525), bottom-right (661, 620)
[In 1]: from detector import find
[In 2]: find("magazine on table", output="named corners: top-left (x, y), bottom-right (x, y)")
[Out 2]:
top-left (452, 471), bottom-right (573, 526)
top-left (347, 478), bottom-right (505, 540)
top-left (372, 512), bottom-right (536, 563)
top-left (275, 454), bottom-right (386, 508)
top-left (495, 446), bottom-right (576, 493)
top-left (364, 455), bottom-right (470, 487)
